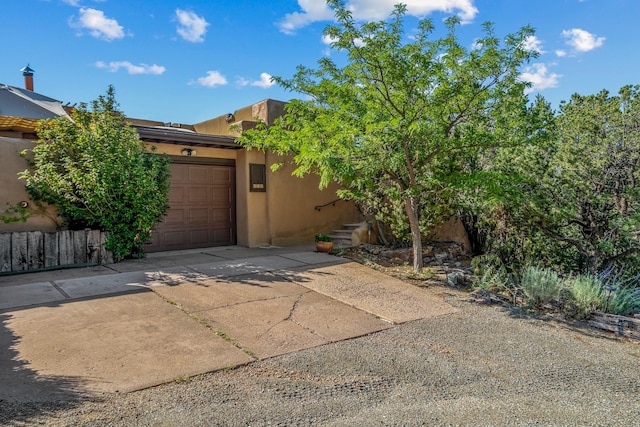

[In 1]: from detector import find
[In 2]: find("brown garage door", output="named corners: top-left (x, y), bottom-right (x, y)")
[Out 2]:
top-left (145, 159), bottom-right (236, 252)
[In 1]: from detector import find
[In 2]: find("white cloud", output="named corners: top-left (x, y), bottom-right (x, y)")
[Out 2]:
top-left (196, 71), bottom-right (228, 87)
top-left (96, 61), bottom-right (165, 75)
top-left (71, 8), bottom-right (125, 41)
top-left (251, 73), bottom-right (275, 88)
top-left (520, 63), bottom-right (561, 94)
top-left (235, 73), bottom-right (276, 88)
top-left (322, 34), bottom-right (338, 45)
top-left (555, 49), bottom-right (567, 57)
top-left (236, 77), bottom-right (250, 87)
top-left (278, 0), bottom-right (334, 35)
top-left (278, 0), bottom-right (479, 34)
top-left (175, 9), bottom-right (209, 43)
top-left (561, 28), bottom-right (605, 53)
top-left (522, 35), bottom-right (545, 54)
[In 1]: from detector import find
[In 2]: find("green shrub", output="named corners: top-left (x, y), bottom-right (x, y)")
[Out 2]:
top-left (22, 86), bottom-right (170, 261)
top-left (520, 266), bottom-right (562, 308)
top-left (565, 274), bottom-right (603, 319)
top-left (607, 287), bottom-right (640, 317)
top-left (564, 270), bottom-right (640, 318)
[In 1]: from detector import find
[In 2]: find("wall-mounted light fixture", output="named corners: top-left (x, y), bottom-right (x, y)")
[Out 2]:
top-left (225, 113), bottom-right (235, 123)
top-left (181, 148), bottom-right (196, 156)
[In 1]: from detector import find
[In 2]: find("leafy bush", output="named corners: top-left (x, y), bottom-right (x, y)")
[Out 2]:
top-left (472, 254), bottom-right (510, 293)
top-left (520, 266), bottom-right (562, 308)
top-left (21, 86), bottom-right (170, 261)
top-left (564, 274), bottom-right (603, 319)
top-left (607, 288), bottom-right (640, 317)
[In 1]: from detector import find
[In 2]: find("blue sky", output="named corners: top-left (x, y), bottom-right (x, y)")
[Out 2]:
top-left (2, 0), bottom-right (638, 124)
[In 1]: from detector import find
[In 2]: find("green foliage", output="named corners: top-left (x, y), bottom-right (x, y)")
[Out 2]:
top-left (0, 202), bottom-right (30, 223)
top-left (469, 86), bottom-right (640, 277)
top-left (520, 266), bottom-right (563, 308)
top-left (314, 234), bottom-right (333, 242)
top-left (20, 86), bottom-right (170, 261)
top-left (238, 0), bottom-right (537, 272)
top-left (564, 274), bottom-right (604, 319)
top-left (471, 254), bottom-right (511, 293)
top-left (607, 287), bottom-right (640, 317)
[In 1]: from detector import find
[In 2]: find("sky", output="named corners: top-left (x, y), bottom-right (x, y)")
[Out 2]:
top-left (2, 0), bottom-right (639, 125)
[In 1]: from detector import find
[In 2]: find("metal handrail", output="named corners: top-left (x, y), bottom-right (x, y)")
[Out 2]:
top-left (314, 198), bottom-right (342, 211)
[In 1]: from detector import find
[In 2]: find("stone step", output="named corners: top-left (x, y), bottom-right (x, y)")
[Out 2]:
top-left (342, 223), bottom-right (364, 230)
top-left (332, 230), bottom-right (353, 237)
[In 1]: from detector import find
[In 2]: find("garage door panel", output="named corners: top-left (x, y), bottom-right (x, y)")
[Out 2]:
top-left (145, 162), bottom-right (236, 252)
top-left (164, 209), bottom-right (186, 226)
top-left (211, 188), bottom-right (232, 204)
top-left (212, 168), bottom-right (232, 183)
top-left (168, 186), bottom-right (187, 204)
top-left (212, 229), bottom-right (232, 242)
top-left (189, 230), bottom-right (211, 244)
top-left (188, 208), bottom-right (210, 225)
top-left (188, 187), bottom-right (210, 204)
top-left (212, 208), bottom-right (231, 224)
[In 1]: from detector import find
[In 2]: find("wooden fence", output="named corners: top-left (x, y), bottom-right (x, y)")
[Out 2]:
top-left (0, 230), bottom-right (113, 274)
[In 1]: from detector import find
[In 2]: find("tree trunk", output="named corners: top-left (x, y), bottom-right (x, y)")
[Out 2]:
top-left (404, 196), bottom-right (423, 272)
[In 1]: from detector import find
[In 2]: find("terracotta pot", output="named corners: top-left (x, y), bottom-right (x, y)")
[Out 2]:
top-left (315, 241), bottom-right (334, 253)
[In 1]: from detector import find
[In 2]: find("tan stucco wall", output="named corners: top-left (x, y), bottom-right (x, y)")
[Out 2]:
top-left (0, 136), bottom-right (59, 232)
top-left (236, 149), bottom-right (269, 246)
top-left (193, 99), bottom-right (287, 136)
top-left (266, 151), bottom-right (361, 245)
top-left (428, 217), bottom-right (472, 252)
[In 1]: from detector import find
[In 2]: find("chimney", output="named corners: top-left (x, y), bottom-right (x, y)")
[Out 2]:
top-left (21, 64), bottom-right (34, 91)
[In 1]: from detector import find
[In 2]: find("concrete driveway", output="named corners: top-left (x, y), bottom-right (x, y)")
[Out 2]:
top-left (0, 245), bottom-right (457, 401)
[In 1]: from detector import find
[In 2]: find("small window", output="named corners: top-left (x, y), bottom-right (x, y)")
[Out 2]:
top-left (250, 163), bottom-right (266, 192)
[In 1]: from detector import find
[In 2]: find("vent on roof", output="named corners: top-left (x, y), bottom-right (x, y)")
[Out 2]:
top-left (21, 64), bottom-right (34, 91)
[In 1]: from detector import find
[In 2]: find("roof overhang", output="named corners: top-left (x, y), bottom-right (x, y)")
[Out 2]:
top-left (134, 125), bottom-right (242, 150)
top-left (0, 115), bottom-right (41, 133)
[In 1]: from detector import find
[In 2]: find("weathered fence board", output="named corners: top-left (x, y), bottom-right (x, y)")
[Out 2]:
top-left (59, 230), bottom-right (74, 266)
top-left (0, 233), bottom-right (11, 272)
top-left (87, 230), bottom-right (101, 265)
top-left (44, 232), bottom-right (58, 268)
top-left (27, 231), bottom-right (44, 271)
top-left (11, 232), bottom-right (27, 273)
top-left (0, 230), bottom-right (113, 275)
top-left (73, 231), bottom-right (87, 264)
top-left (100, 232), bottom-right (113, 265)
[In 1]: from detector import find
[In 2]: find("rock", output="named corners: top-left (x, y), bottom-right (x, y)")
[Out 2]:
top-left (446, 271), bottom-right (474, 287)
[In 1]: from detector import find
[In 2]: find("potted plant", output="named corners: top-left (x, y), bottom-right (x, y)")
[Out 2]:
top-left (314, 234), bottom-right (334, 253)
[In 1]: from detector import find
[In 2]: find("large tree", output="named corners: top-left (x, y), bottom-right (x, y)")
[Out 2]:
top-left (239, 0), bottom-right (537, 271)
top-left (21, 86), bottom-right (170, 261)
top-left (515, 87), bottom-right (640, 273)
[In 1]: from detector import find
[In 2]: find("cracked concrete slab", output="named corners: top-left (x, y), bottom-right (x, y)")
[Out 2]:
top-left (0, 282), bottom-right (66, 310)
top-left (194, 291), bottom-right (390, 359)
top-left (54, 271), bottom-right (151, 299)
top-left (286, 262), bottom-right (459, 324)
top-left (183, 256), bottom-right (308, 279)
top-left (151, 272), bottom-right (308, 312)
top-left (1, 292), bottom-right (253, 398)
top-left (0, 246), bottom-right (458, 401)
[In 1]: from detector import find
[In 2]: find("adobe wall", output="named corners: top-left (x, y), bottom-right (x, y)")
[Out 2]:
top-left (263, 152), bottom-right (361, 246)
top-left (0, 136), bottom-right (59, 232)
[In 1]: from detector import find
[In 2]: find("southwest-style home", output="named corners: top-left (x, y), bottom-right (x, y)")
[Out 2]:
top-left (0, 69), bottom-right (361, 254)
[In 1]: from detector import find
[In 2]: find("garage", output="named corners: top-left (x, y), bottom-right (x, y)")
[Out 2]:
top-left (145, 159), bottom-right (236, 252)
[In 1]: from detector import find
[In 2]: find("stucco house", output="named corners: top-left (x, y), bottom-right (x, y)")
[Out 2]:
top-left (0, 70), bottom-right (361, 254)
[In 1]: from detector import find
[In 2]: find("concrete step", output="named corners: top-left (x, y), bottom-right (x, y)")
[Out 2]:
top-left (342, 223), bottom-right (364, 230)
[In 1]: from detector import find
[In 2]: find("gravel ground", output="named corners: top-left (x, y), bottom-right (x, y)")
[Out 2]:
top-left (2, 290), bottom-right (639, 427)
